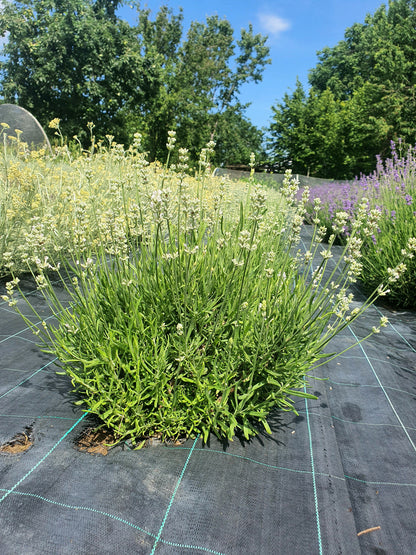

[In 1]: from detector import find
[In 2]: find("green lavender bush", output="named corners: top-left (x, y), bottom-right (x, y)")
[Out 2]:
top-left (4, 139), bottom-right (397, 445)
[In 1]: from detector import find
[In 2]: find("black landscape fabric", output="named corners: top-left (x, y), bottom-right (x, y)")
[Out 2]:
top-left (0, 227), bottom-right (415, 554)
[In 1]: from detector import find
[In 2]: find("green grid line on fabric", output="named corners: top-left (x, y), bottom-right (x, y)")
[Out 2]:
top-left (344, 476), bottom-right (416, 487)
top-left (190, 447), bottom-right (341, 478)
top-left (0, 358), bottom-right (57, 400)
top-left (336, 352), bottom-right (416, 370)
top-left (304, 392), bottom-right (323, 555)
top-left (0, 487), bottom-right (228, 554)
top-left (0, 488), bottom-right (157, 539)
top-left (0, 412), bottom-right (88, 505)
top-left (0, 305), bottom-right (23, 317)
top-left (150, 435), bottom-right (200, 554)
top-left (153, 444), bottom-right (351, 485)
top-left (0, 413), bottom-right (78, 421)
top-left (326, 380), bottom-right (415, 397)
top-left (0, 312), bottom-right (57, 344)
top-left (0, 333), bottom-right (37, 345)
top-left (297, 409), bottom-right (416, 432)
top-left (156, 538), bottom-right (226, 554)
top-left (347, 325), bottom-right (416, 453)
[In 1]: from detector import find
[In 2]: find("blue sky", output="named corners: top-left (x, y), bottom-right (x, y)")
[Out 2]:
top-left (118, 0), bottom-right (385, 129)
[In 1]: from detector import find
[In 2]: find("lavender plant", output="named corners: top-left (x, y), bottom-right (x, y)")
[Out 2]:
top-left (3, 131), bottom-right (396, 444)
top-left (357, 143), bottom-right (416, 307)
top-left (302, 141), bottom-right (416, 308)
top-left (299, 180), bottom-right (362, 242)
top-left (0, 121), bottom-right (156, 277)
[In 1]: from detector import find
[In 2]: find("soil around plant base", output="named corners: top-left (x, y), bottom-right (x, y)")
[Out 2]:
top-left (0, 425), bottom-right (34, 455)
top-left (74, 426), bottom-right (187, 455)
top-left (75, 427), bottom-right (117, 456)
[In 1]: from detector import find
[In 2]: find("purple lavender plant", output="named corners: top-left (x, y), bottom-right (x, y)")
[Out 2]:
top-left (299, 142), bottom-right (416, 307)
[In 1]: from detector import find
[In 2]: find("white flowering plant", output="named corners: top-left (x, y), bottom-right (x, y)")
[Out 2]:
top-left (2, 137), bottom-right (394, 445)
top-left (0, 121), bottom-right (151, 277)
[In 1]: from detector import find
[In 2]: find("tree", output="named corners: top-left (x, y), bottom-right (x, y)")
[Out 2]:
top-left (302, 88), bottom-right (346, 177)
top-left (309, 0), bottom-right (416, 157)
top-left (130, 13), bottom-right (271, 162)
top-left (269, 0), bottom-right (416, 178)
top-left (269, 84), bottom-right (347, 177)
top-left (210, 105), bottom-right (267, 167)
top-left (341, 82), bottom-right (391, 175)
top-left (121, 4), bottom-right (184, 160)
top-left (0, 1), bottom-right (270, 165)
top-left (0, 0), bottom-right (144, 143)
top-left (268, 79), bottom-right (310, 173)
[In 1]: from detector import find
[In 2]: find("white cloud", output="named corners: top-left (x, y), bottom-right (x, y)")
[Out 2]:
top-left (258, 13), bottom-right (291, 36)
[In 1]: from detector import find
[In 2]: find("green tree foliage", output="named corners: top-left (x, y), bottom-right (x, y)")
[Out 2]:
top-left (0, 0), bottom-right (270, 165)
top-left (269, 81), bottom-right (345, 177)
top-left (141, 13), bottom-right (270, 162)
top-left (0, 0), bottom-right (140, 143)
top-left (211, 105), bottom-right (267, 167)
top-left (269, 0), bottom-right (416, 178)
top-left (269, 79), bottom-right (309, 173)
